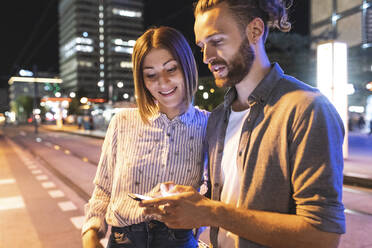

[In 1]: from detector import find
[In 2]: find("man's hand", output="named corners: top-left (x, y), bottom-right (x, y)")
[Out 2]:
top-left (139, 183), bottom-right (215, 229)
top-left (82, 229), bottom-right (104, 248)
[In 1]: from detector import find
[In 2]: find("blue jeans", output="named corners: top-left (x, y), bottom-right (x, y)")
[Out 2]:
top-left (107, 220), bottom-right (198, 248)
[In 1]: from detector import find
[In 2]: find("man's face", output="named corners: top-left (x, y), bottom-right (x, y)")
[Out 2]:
top-left (194, 3), bottom-right (255, 88)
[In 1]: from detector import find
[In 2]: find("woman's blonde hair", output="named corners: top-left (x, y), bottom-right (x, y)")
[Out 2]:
top-left (132, 26), bottom-right (198, 124)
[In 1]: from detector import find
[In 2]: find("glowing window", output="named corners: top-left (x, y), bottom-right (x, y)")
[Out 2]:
top-left (112, 8), bottom-right (142, 18)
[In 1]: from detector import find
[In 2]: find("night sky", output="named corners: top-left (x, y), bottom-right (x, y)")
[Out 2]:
top-left (0, 0), bottom-right (309, 90)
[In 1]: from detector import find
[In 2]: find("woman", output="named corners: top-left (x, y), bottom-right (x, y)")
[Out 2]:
top-left (82, 26), bottom-right (209, 248)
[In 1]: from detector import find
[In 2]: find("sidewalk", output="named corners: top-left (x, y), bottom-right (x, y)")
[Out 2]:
top-left (42, 125), bottom-right (372, 188)
top-left (41, 124), bottom-right (106, 139)
top-left (343, 131), bottom-right (372, 188)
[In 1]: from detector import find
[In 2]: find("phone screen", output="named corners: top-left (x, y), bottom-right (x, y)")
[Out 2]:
top-left (128, 193), bottom-right (153, 201)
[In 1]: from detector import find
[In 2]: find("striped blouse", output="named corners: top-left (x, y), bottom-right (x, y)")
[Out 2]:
top-left (82, 105), bottom-right (209, 237)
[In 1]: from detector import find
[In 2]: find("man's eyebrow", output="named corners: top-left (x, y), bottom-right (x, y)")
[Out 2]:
top-left (196, 32), bottom-right (224, 45)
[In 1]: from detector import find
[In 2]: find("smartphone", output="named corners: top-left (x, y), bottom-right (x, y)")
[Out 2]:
top-left (128, 193), bottom-right (153, 201)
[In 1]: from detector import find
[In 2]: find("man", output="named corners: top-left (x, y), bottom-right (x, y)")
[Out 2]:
top-left (140, 0), bottom-right (346, 247)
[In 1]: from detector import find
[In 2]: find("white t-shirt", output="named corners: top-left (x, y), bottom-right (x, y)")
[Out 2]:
top-left (218, 108), bottom-right (250, 248)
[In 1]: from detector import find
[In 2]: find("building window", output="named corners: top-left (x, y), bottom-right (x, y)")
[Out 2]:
top-left (365, 6), bottom-right (372, 44)
top-left (120, 61), bottom-right (133, 68)
top-left (112, 8), bottom-right (142, 18)
top-left (78, 61), bottom-right (93, 67)
top-left (114, 46), bottom-right (133, 54)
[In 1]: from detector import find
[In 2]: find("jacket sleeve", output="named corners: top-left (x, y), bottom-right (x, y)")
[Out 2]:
top-left (82, 114), bottom-right (119, 238)
top-left (289, 94), bottom-right (346, 234)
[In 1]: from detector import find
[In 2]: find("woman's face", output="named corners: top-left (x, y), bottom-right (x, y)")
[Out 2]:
top-left (142, 48), bottom-right (187, 118)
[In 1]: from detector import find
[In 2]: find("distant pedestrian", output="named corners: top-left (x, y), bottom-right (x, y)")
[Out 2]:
top-left (348, 117), bottom-right (353, 131)
top-left (89, 116), bottom-right (94, 130)
top-left (358, 115), bottom-right (365, 129)
top-left (77, 116), bottom-right (83, 129)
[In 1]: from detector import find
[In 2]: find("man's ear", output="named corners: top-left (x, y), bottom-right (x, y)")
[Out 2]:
top-left (245, 17), bottom-right (265, 45)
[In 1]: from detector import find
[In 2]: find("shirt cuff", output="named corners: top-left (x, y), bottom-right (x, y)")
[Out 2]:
top-left (82, 216), bottom-right (108, 239)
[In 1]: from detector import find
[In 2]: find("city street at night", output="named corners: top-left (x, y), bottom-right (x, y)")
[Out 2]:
top-left (0, 125), bottom-right (372, 247)
top-left (1, 0), bottom-right (372, 247)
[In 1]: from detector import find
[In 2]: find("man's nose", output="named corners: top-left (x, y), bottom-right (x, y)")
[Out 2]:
top-left (203, 45), bottom-right (216, 64)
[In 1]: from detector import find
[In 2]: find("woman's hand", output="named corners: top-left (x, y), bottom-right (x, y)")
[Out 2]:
top-left (139, 183), bottom-right (215, 229)
top-left (82, 229), bottom-right (104, 248)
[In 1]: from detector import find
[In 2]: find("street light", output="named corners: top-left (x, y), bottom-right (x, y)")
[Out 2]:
top-left (80, 97), bottom-right (88, 104)
top-left (317, 40), bottom-right (348, 158)
top-left (18, 69), bottom-right (34, 77)
top-left (366, 82), bottom-right (372, 91)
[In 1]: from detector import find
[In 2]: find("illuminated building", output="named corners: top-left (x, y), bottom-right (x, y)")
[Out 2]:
top-left (58, 0), bottom-right (144, 102)
top-left (310, 0), bottom-right (372, 107)
top-left (0, 89), bottom-right (8, 113)
top-left (8, 74), bottom-right (62, 102)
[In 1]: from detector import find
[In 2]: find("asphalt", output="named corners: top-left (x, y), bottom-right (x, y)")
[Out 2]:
top-left (41, 124), bottom-right (372, 189)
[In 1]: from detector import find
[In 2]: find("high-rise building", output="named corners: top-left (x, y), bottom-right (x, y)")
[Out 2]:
top-left (310, 0), bottom-right (372, 106)
top-left (59, 0), bottom-right (143, 103)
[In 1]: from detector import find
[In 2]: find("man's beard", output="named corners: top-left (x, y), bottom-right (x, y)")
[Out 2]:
top-left (212, 37), bottom-right (255, 88)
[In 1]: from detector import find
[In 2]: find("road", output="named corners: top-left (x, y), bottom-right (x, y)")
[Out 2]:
top-left (1, 125), bottom-right (372, 247)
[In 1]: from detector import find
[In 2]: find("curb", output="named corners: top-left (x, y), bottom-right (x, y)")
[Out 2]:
top-left (41, 126), bottom-right (105, 139)
top-left (344, 175), bottom-right (372, 189)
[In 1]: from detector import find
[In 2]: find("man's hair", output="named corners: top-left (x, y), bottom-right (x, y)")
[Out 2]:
top-left (194, 0), bottom-right (292, 41)
top-left (132, 26), bottom-right (198, 124)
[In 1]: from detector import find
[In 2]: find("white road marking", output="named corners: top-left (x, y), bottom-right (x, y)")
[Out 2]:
top-left (0, 196), bottom-right (25, 211)
top-left (344, 172), bottom-right (370, 179)
top-left (35, 175), bottom-right (48, 181)
top-left (58, 201), bottom-right (78, 211)
top-left (41, 181), bottom-right (56, 189)
top-left (48, 190), bottom-right (65, 198)
top-left (31, 169), bottom-right (43, 175)
top-left (0, 178), bottom-right (16, 185)
top-left (345, 208), bottom-right (372, 217)
top-left (70, 216), bottom-right (85, 229)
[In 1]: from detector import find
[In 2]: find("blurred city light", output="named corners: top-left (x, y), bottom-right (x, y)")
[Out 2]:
top-left (69, 92), bottom-right (76, 98)
top-left (349, 106), bottom-right (365, 113)
top-left (97, 80), bottom-right (104, 87)
top-left (33, 108), bottom-right (41, 115)
top-left (347, 84), bottom-right (355, 95)
top-left (366, 82), bottom-right (372, 91)
top-left (203, 92), bottom-right (209, 99)
top-left (19, 69), bottom-right (34, 77)
top-left (331, 14), bottom-right (340, 23)
top-left (120, 61), bottom-right (132, 68)
top-left (8, 76), bottom-right (62, 85)
top-left (362, 2), bottom-right (371, 9)
top-left (317, 41), bottom-right (348, 157)
top-left (198, 85), bottom-right (204, 90)
top-left (80, 97), bottom-right (88, 104)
